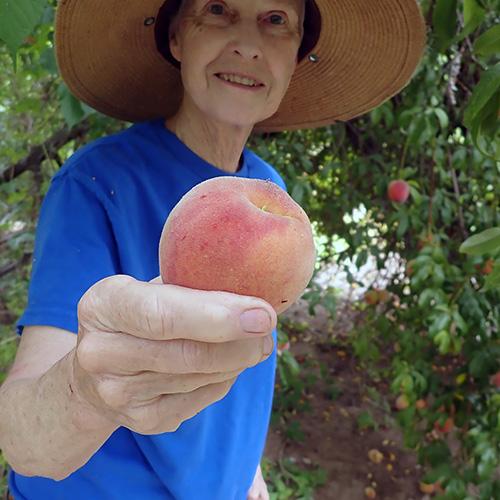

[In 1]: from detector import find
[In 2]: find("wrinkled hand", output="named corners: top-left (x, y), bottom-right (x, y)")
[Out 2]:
top-left (71, 274), bottom-right (276, 435)
top-left (247, 465), bottom-right (269, 500)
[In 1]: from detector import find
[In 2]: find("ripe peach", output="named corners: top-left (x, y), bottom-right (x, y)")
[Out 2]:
top-left (395, 394), bottom-right (409, 410)
top-left (482, 258), bottom-right (495, 275)
top-left (377, 289), bottom-right (391, 303)
top-left (416, 399), bottom-right (427, 410)
top-left (419, 482), bottom-right (436, 494)
top-left (364, 290), bottom-right (379, 306)
top-left (434, 417), bottom-right (454, 433)
top-left (388, 180), bottom-right (410, 203)
top-left (364, 486), bottom-right (376, 498)
top-left (491, 371), bottom-right (500, 388)
top-left (159, 177), bottom-right (317, 315)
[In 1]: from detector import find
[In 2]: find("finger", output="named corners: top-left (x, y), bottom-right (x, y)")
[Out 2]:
top-left (106, 370), bottom-right (246, 407)
top-left (79, 330), bottom-right (273, 375)
top-left (79, 275), bottom-right (277, 342)
top-left (124, 378), bottom-right (238, 435)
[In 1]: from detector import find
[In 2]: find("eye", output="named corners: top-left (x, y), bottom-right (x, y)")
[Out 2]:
top-left (207, 2), bottom-right (226, 15)
top-left (266, 12), bottom-right (287, 25)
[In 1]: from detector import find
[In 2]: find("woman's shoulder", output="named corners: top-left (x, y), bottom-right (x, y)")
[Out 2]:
top-left (53, 121), bottom-right (159, 182)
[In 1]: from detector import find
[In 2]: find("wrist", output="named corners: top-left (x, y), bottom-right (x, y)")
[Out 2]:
top-left (63, 350), bottom-right (118, 434)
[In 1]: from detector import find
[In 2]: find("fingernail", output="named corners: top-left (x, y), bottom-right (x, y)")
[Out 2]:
top-left (240, 309), bottom-right (272, 333)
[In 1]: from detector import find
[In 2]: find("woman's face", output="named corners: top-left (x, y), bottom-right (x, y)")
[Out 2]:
top-left (169, 0), bottom-right (305, 129)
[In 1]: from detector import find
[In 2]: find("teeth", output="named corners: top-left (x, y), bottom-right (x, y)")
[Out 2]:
top-left (218, 73), bottom-right (259, 87)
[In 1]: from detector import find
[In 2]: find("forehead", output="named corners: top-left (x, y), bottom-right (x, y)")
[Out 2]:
top-left (191, 0), bottom-right (303, 11)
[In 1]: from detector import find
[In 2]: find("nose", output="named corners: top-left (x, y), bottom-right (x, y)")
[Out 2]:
top-left (228, 19), bottom-right (263, 61)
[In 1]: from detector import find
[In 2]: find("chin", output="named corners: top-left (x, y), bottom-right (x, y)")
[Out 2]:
top-left (205, 108), bottom-right (269, 130)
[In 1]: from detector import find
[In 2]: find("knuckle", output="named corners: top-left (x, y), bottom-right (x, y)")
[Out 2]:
top-left (209, 305), bottom-right (232, 337)
top-left (78, 275), bottom-right (134, 327)
top-left (77, 288), bottom-right (96, 325)
top-left (161, 299), bottom-right (176, 339)
top-left (145, 292), bottom-right (174, 339)
top-left (96, 378), bottom-right (126, 408)
top-left (181, 340), bottom-right (214, 372)
top-left (76, 334), bottom-right (101, 373)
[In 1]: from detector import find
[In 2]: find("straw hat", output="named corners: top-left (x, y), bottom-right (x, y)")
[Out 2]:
top-left (54, 0), bottom-right (427, 133)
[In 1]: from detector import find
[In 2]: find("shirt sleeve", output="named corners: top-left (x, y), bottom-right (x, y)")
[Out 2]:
top-left (16, 169), bottom-right (121, 335)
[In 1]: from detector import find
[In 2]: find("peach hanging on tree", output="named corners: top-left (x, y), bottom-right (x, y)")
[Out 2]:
top-left (387, 180), bottom-right (410, 203)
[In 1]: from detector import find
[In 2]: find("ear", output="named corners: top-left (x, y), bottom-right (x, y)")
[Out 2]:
top-left (169, 28), bottom-right (182, 63)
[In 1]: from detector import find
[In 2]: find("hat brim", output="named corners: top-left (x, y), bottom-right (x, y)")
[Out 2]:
top-left (55, 0), bottom-right (427, 133)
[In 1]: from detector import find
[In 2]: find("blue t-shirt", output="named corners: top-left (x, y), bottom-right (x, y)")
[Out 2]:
top-left (9, 118), bottom-right (287, 500)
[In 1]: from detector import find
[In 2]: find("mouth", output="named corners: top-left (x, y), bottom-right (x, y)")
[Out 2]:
top-left (214, 73), bottom-right (265, 92)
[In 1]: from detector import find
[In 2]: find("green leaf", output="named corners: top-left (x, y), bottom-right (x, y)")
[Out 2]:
top-left (433, 108), bottom-right (449, 130)
top-left (60, 88), bottom-right (85, 128)
top-left (468, 97), bottom-right (500, 161)
top-left (474, 24), bottom-right (500, 58)
top-left (291, 181), bottom-right (304, 205)
top-left (463, 63), bottom-right (500, 129)
top-left (397, 211), bottom-right (409, 238)
top-left (370, 107), bottom-right (383, 126)
top-left (432, 265), bottom-right (446, 287)
top-left (418, 288), bottom-right (437, 308)
top-left (432, 0), bottom-right (458, 52)
top-left (452, 310), bottom-right (468, 333)
top-left (0, 0), bottom-right (46, 70)
top-left (355, 249), bottom-right (368, 267)
top-left (459, 0), bottom-right (486, 40)
top-left (357, 411), bottom-right (378, 430)
top-left (408, 115), bottom-right (427, 145)
top-left (435, 330), bottom-right (451, 354)
top-left (430, 313), bottom-right (451, 335)
top-left (40, 46), bottom-right (58, 74)
top-left (459, 227), bottom-right (500, 255)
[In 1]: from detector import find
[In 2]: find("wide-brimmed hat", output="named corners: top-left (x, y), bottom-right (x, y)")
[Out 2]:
top-left (54, 0), bottom-right (427, 133)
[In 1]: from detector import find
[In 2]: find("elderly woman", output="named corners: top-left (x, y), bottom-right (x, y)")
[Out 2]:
top-left (0, 0), bottom-right (426, 498)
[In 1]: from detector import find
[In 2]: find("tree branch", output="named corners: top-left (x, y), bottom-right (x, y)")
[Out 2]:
top-left (0, 120), bottom-right (90, 184)
top-left (0, 229), bottom-right (26, 249)
top-left (447, 148), bottom-right (468, 241)
top-left (0, 253), bottom-right (32, 279)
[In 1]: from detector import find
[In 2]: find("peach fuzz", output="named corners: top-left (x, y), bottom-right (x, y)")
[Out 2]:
top-left (159, 177), bottom-right (317, 315)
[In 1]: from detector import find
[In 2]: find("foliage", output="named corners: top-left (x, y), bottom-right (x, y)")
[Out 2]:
top-left (261, 456), bottom-right (327, 500)
top-left (0, 0), bottom-right (499, 497)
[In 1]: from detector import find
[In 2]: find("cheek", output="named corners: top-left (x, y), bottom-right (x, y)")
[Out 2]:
top-left (268, 43), bottom-right (300, 85)
top-left (274, 60), bottom-right (296, 90)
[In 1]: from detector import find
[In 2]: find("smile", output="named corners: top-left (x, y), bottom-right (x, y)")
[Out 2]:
top-left (215, 74), bottom-right (264, 92)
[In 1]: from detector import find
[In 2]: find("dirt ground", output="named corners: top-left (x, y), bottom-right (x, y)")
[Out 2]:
top-left (265, 298), bottom-right (432, 500)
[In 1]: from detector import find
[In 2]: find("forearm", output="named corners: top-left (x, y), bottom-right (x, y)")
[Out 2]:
top-left (0, 349), bottom-right (117, 481)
